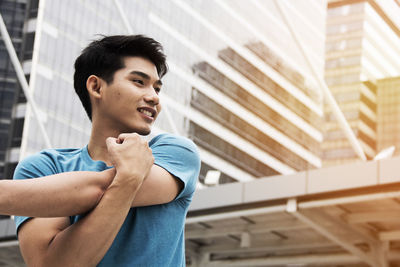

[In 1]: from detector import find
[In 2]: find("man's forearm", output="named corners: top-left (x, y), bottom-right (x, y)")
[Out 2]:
top-left (0, 169), bottom-right (114, 217)
top-left (40, 173), bottom-right (143, 266)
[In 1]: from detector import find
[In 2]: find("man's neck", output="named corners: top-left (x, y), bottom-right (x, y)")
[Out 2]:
top-left (87, 119), bottom-right (120, 166)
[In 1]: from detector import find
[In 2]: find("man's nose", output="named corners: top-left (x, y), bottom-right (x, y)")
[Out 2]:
top-left (144, 88), bottom-right (160, 105)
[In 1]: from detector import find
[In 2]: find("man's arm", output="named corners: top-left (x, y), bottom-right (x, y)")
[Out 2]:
top-left (130, 133), bottom-right (200, 207)
top-left (131, 164), bottom-right (183, 206)
top-left (9, 133), bottom-right (198, 217)
top-left (18, 134), bottom-right (153, 266)
top-left (0, 169), bottom-right (114, 217)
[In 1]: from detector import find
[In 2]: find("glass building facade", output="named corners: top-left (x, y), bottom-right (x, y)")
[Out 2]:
top-left (0, 0), bottom-right (328, 263)
top-left (0, 0), bottom-right (27, 180)
top-left (7, 0), bottom-right (327, 186)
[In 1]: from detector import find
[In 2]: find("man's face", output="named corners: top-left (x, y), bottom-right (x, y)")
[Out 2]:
top-left (99, 56), bottom-right (162, 135)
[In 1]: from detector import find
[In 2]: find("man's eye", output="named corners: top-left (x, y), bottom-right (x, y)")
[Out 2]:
top-left (154, 87), bottom-right (161, 94)
top-left (133, 79), bottom-right (144, 85)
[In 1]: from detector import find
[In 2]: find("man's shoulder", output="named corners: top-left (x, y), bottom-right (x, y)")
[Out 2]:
top-left (149, 133), bottom-right (198, 152)
top-left (149, 133), bottom-right (201, 198)
top-left (22, 147), bottom-right (83, 164)
top-left (14, 147), bottom-right (84, 179)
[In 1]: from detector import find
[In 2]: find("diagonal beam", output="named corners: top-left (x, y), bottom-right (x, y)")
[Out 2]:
top-left (112, 0), bottom-right (180, 135)
top-left (371, 241), bottom-right (389, 267)
top-left (112, 0), bottom-right (133, 33)
top-left (198, 237), bottom-right (334, 254)
top-left (289, 208), bottom-right (379, 266)
top-left (273, 0), bottom-right (366, 161)
top-left (303, 208), bottom-right (379, 245)
top-left (186, 219), bottom-right (306, 239)
top-left (0, 13), bottom-right (51, 148)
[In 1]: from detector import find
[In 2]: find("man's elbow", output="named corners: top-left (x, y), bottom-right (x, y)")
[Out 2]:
top-left (37, 256), bottom-right (94, 267)
top-left (22, 251), bottom-right (55, 267)
top-left (34, 257), bottom-right (57, 267)
top-left (91, 185), bottom-right (107, 205)
top-left (84, 169), bottom-right (115, 208)
top-left (38, 246), bottom-right (96, 267)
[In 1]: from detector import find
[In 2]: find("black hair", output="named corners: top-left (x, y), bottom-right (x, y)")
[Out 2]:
top-left (73, 35), bottom-right (168, 120)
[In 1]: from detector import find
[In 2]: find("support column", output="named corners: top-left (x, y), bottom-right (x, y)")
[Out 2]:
top-left (286, 199), bottom-right (380, 267)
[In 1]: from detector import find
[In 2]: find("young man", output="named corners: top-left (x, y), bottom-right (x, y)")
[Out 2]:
top-left (13, 35), bottom-right (200, 266)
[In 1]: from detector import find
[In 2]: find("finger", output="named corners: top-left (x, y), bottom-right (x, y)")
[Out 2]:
top-left (118, 133), bottom-right (140, 144)
top-left (106, 137), bottom-right (118, 149)
top-left (117, 133), bottom-right (132, 143)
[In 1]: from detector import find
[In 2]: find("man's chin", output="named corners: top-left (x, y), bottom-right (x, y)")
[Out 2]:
top-left (136, 127), bottom-right (151, 136)
top-left (122, 123), bottom-right (152, 135)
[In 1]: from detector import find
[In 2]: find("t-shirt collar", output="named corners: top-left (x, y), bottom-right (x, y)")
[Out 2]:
top-left (81, 145), bottom-right (112, 169)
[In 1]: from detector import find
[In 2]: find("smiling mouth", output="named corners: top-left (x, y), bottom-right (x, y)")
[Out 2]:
top-left (138, 108), bottom-right (155, 118)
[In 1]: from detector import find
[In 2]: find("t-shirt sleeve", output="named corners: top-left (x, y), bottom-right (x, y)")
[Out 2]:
top-left (150, 134), bottom-right (201, 200)
top-left (13, 152), bottom-right (58, 234)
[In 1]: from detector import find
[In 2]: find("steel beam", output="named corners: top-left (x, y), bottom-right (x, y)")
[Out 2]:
top-left (273, 0), bottom-right (366, 161)
top-left (198, 237), bottom-right (334, 254)
top-left (289, 207), bottom-right (380, 267)
top-left (0, 13), bottom-right (51, 148)
top-left (186, 219), bottom-right (306, 239)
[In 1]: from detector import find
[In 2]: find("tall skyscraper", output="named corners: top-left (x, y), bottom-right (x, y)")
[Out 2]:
top-left (0, 0), bottom-right (29, 264)
top-left (0, 0), bottom-right (27, 180)
top-left (324, 0), bottom-right (400, 166)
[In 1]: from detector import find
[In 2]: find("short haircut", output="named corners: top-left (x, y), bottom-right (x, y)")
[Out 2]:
top-left (73, 35), bottom-right (168, 120)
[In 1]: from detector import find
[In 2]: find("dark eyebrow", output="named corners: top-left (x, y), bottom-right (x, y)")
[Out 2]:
top-left (129, 71), bottom-right (162, 86)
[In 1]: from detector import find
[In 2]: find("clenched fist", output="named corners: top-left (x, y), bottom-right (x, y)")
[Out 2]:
top-left (106, 133), bottom-right (154, 187)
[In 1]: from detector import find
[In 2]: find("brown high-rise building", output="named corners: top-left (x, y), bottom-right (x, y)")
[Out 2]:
top-left (377, 76), bottom-right (400, 155)
top-left (324, 0), bottom-right (400, 166)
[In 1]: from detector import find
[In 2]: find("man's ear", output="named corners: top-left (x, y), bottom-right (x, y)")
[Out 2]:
top-left (86, 75), bottom-right (103, 100)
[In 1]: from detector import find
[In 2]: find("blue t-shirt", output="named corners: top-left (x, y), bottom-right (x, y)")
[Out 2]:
top-left (14, 133), bottom-right (200, 267)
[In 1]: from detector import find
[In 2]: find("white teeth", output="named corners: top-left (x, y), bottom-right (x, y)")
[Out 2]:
top-left (140, 109), bottom-right (153, 117)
